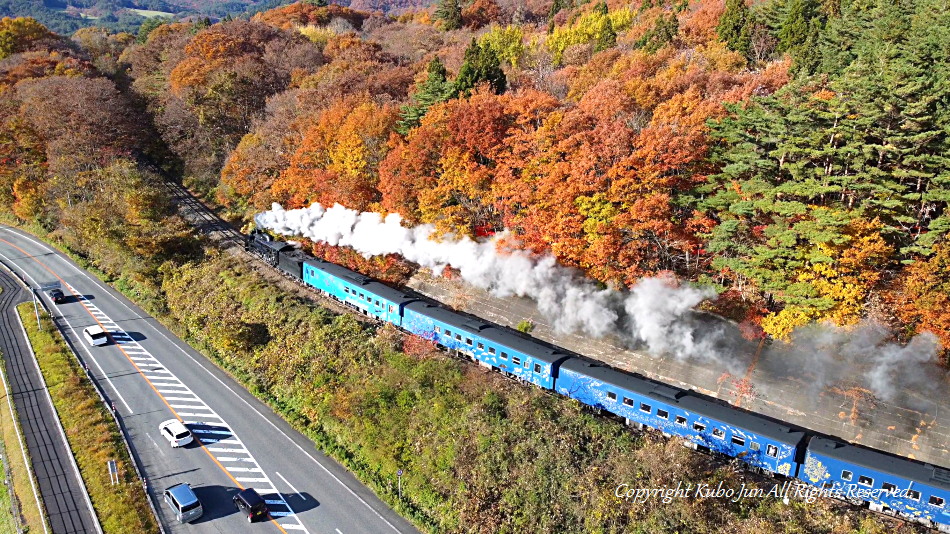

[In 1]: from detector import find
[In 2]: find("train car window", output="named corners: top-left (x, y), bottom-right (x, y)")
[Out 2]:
top-left (712, 428), bottom-right (725, 439)
top-left (477, 343), bottom-right (484, 350)
top-left (841, 470), bottom-right (853, 481)
top-left (501, 352), bottom-right (508, 360)
top-left (359, 292), bottom-right (365, 299)
top-left (512, 356), bottom-right (521, 365)
top-left (344, 288), bottom-right (350, 294)
top-left (675, 416), bottom-right (686, 426)
top-left (465, 338), bottom-right (473, 346)
top-left (882, 483), bottom-right (896, 493)
top-left (389, 305), bottom-right (395, 313)
top-left (929, 496), bottom-right (944, 507)
top-left (639, 403), bottom-right (651, 413)
top-left (375, 300), bottom-right (381, 306)
top-left (731, 436), bottom-right (745, 447)
top-left (607, 392), bottom-right (617, 401)
top-left (435, 326), bottom-right (441, 334)
top-left (766, 445), bottom-right (778, 458)
top-left (534, 363), bottom-right (542, 373)
top-left (455, 334), bottom-right (462, 341)
top-left (693, 423), bottom-right (705, 432)
top-left (907, 490), bottom-right (920, 501)
top-left (858, 476), bottom-right (873, 487)
top-left (749, 441), bottom-right (760, 451)
top-left (623, 397), bottom-right (634, 407)
top-left (445, 329), bottom-right (451, 336)
top-left (488, 348), bottom-right (496, 355)
top-left (656, 409), bottom-right (669, 419)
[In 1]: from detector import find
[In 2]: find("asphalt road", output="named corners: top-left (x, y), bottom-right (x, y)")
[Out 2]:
top-left (0, 226), bottom-right (419, 534)
top-left (0, 267), bottom-right (100, 533)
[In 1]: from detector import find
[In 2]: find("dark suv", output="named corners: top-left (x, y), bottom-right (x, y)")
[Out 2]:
top-left (233, 488), bottom-right (268, 522)
top-left (47, 288), bottom-right (66, 304)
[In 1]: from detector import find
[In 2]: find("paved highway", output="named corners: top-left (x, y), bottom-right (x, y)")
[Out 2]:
top-left (0, 226), bottom-right (419, 534)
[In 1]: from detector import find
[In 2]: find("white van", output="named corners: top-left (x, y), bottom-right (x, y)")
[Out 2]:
top-left (82, 326), bottom-right (109, 347)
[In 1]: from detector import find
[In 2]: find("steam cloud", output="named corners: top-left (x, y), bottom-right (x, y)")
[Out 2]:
top-left (256, 202), bottom-right (945, 403)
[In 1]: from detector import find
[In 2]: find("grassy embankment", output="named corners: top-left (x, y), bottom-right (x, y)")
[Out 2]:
top-left (15, 304), bottom-right (157, 534)
top-left (0, 348), bottom-right (49, 534)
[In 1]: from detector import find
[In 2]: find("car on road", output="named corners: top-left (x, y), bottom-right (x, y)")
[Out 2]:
top-left (81, 325), bottom-right (109, 346)
top-left (233, 487), bottom-right (269, 522)
top-left (46, 288), bottom-right (66, 304)
top-left (163, 483), bottom-right (203, 523)
top-left (158, 419), bottom-right (194, 448)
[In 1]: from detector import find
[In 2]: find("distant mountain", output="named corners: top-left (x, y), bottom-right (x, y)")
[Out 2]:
top-left (0, 0), bottom-right (433, 36)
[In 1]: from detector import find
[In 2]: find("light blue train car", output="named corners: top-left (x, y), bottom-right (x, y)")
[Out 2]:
top-left (401, 302), bottom-right (569, 389)
top-left (555, 359), bottom-right (805, 476)
top-left (302, 259), bottom-right (418, 324)
top-left (801, 437), bottom-right (950, 532)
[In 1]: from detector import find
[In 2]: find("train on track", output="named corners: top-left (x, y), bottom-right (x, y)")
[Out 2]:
top-left (247, 229), bottom-right (950, 532)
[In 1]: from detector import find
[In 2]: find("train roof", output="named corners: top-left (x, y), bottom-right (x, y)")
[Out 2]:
top-left (561, 359), bottom-right (805, 445)
top-left (304, 259), bottom-right (418, 303)
top-left (808, 436), bottom-right (950, 491)
top-left (256, 238), bottom-right (294, 253)
top-left (406, 302), bottom-right (572, 365)
top-left (478, 327), bottom-right (571, 365)
top-left (405, 301), bottom-right (491, 332)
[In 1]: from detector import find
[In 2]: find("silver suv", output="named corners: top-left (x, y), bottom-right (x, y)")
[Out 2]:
top-left (163, 483), bottom-right (203, 523)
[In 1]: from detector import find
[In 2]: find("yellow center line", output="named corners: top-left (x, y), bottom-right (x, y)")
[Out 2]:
top-left (0, 237), bottom-right (290, 533)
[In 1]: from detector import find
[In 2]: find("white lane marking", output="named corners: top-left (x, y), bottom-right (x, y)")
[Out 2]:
top-left (226, 467), bottom-right (263, 473)
top-left (0, 250), bottom-right (134, 414)
top-left (169, 403), bottom-right (209, 409)
top-left (277, 471), bottom-right (307, 501)
top-left (216, 457), bottom-right (256, 463)
top-left (336, 529), bottom-right (343, 534)
top-left (207, 447), bottom-right (248, 454)
top-left (235, 477), bottom-right (269, 483)
top-left (1, 228), bottom-right (335, 534)
top-left (282, 525), bottom-right (306, 531)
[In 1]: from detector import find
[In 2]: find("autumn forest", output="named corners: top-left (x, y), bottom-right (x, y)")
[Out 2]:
top-left (120, 0), bottom-right (950, 351)
top-left (0, 0), bottom-right (948, 531)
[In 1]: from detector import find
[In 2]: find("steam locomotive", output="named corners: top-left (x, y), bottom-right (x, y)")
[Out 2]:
top-left (247, 230), bottom-right (950, 531)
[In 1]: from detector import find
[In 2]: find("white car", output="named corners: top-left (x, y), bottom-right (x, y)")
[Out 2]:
top-left (158, 419), bottom-right (194, 448)
top-left (82, 326), bottom-right (109, 347)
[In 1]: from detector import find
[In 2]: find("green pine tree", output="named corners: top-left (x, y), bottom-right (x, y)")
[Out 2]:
top-left (595, 15), bottom-right (617, 52)
top-left (718, 0), bottom-right (754, 59)
top-left (397, 58), bottom-right (454, 134)
top-left (453, 39), bottom-right (507, 97)
top-left (777, 0), bottom-right (820, 53)
top-left (435, 0), bottom-right (463, 31)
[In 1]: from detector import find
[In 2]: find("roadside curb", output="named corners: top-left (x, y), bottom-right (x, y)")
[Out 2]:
top-left (0, 258), bottom-right (166, 534)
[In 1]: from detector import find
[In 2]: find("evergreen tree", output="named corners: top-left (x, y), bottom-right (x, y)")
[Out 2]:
top-left (778, 0), bottom-right (820, 53)
top-left (594, 1), bottom-right (608, 16)
top-left (453, 39), bottom-right (507, 97)
top-left (718, 0), bottom-right (753, 59)
top-left (435, 0), bottom-right (463, 31)
top-left (397, 58), bottom-right (454, 134)
top-left (595, 15), bottom-right (617, 52)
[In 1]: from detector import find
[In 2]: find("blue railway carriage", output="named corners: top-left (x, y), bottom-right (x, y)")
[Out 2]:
top-left (302, 259), bottom-right (417, 324)
top-left (401, 302), bottom-right (569, 389)
top-left (556, 359), bottom-right (805, 476)
top-left (801, 436), bottom-right (950, 531)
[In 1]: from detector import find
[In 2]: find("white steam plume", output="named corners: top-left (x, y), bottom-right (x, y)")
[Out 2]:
top-left (255, 202), bottom-right (714, 361)
top-left (256, 202), bottom-right (946, 403)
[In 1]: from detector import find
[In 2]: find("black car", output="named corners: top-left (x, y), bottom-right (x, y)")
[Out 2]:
top-left (233, 488), bottom-right (268, 522)
top-left (47, 288), bottom-right (66, 304)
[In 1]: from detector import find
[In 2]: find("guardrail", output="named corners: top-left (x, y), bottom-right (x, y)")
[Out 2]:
top-left (0, 258), bottom-right (168, 534)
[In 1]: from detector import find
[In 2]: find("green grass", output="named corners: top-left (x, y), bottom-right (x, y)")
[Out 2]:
top-left (127, 9), bottom-right (174, 18)
top-left (16, 304), bottom-right (158, 534)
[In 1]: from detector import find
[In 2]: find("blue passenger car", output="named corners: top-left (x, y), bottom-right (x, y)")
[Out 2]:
top-left (401, 302), bottom-right (568, 389)
top-left (801, 437), bottom-right (950, 531)
top-left (555, 359), bottom-right (805, 476)
top-left (302, 259), bottom-right (418, 324)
